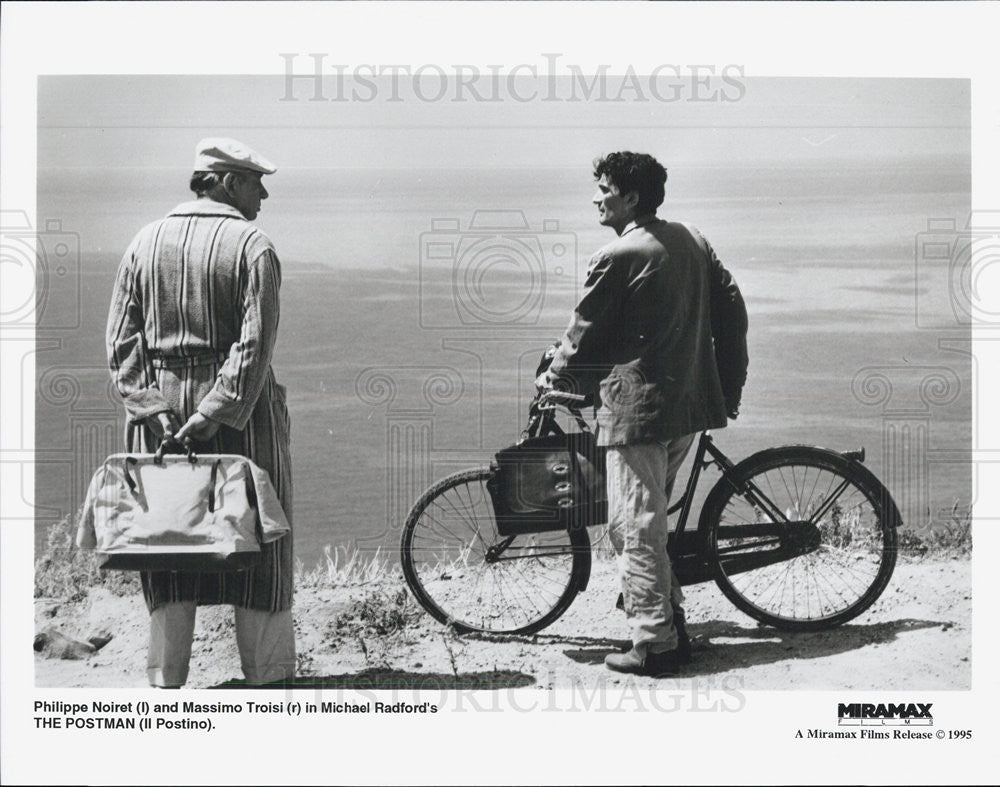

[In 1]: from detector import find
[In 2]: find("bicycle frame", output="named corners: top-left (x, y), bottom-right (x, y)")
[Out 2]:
top-left (530, 403), bottom-right (868, 589)
top-left (401, 395), bottom-right (896, 635)
top-left (664, 432), bottom-right (730, 583)
top-left (529, 403), bottom-right (727, 544)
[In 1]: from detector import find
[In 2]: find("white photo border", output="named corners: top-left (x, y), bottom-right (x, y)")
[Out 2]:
top-left (2, 2), bottom-right (998, 784)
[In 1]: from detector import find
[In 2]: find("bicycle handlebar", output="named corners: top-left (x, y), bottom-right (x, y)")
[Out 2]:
top-left (521, 390), bottom-right (591, 441)
top-left (539, 390), bottom-right (587, 404)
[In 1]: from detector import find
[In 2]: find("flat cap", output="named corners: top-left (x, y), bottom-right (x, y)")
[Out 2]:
top-left (193, 137), bottom-right (277, 175)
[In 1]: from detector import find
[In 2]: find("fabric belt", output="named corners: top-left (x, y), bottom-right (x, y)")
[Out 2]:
top-left (150, 352), bottom-right (228, 370)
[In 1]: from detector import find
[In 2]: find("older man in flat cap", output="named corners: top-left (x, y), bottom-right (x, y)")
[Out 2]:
top-left (106, 138), bottom-right (295, 687)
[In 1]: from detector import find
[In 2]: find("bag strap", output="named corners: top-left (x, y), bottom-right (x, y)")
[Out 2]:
top-left (119, 456), bottom-right (150, 513)
top-left (123, 456), bottom-right (139, 494)
top-left (244, 463), bottom-right (258, 510)
top-left (207, 458), bottom-right (221, 513)
top-left (567, 405), bottom-right (590, 434)
top-left (567, 431), bottom-right (602, 530)
top-left (121, 452), bottom-right (221, 512)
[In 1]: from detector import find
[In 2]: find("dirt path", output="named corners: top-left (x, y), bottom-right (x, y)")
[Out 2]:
top-left (34, 557), bottom-right (971, 691)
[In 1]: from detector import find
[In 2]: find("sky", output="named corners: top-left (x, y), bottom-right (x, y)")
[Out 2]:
top-left (35, 73), bottom-right (970, 268)
top-left (38, 75), bottom-right (968, 172)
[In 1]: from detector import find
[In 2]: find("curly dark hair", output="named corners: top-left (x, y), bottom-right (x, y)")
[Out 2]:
top-left (593, 152), bottom-right (668, 215)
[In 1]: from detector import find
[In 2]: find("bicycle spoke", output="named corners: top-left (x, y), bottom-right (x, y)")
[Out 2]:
top-left (463, 477), bottom-right (495, 554)
top-left (809, 478), bottom-right (853, 524)
top-left (402, 469), bottom-right (582, 634)
top-left (803, 467), bottom-right (822, 515)
top-left (502, 560), bottom-right (548, 622)
top-left (776, 466), bottom-right (797, 514)
top-left (711, 453), bottom-right (895, 628)
top-left (414, 506), bottom-right (483, 556)
top-left (438, 487), bottom-right (490, 549)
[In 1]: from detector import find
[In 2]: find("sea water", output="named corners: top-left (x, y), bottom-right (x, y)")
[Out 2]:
top-left (33, 162), bottom-right (972, 567)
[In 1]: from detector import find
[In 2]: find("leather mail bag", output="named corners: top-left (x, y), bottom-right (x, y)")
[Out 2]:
top-left (489, 432), bottom-right (607, 536)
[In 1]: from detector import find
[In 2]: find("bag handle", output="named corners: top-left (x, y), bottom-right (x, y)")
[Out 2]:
top-left (126, 415), bottom-right (196, 464)
top-left (153, 436), bottom-right (197, 465)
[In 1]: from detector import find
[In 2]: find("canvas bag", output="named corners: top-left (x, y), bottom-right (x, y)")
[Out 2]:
top-left (488, 432), bottom-right (608, 536)
top-left (77, 446), bottom-right (290, 571)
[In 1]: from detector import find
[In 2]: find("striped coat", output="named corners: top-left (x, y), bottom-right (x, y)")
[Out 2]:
top-left (107, 199), bottom-right (293, 612)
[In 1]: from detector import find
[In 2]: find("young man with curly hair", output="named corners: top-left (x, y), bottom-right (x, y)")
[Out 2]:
top-left (537, 151), bottom-right (748, 677)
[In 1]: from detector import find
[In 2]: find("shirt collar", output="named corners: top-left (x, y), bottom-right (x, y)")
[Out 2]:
top-left (619, 214), bottom-right (657, 237)
top-left (168, 199), bottom-right (247, 220)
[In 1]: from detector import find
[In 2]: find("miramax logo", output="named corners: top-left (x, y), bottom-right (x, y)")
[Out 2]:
top-left (838, 702), bottom-right (933, 726)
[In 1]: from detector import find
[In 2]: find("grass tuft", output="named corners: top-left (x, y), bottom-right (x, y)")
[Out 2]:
top-left (898, 501), bottom-right (972, 558)
top-left (295, 544), bottom-right (392, 587)
top-left (332, 585), bottom-right (422, 669)
top-left (34, 513), bottom-right (140, 601)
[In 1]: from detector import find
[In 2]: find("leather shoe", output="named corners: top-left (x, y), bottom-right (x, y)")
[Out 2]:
top-left (605, 647), bottom-right (680, 677)
top-left (619, 610), bottom-right (692, 664)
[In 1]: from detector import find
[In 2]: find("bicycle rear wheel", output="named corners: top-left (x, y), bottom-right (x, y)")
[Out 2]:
top-left (400, 468), bottom-right (589, 635)
top-left (701, 446), bottom-right (898, 631)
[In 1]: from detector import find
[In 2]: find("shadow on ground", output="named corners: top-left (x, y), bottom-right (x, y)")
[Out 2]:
top-left (210, 668), bottom-right (535, 690)
top-left (465, 632), bottom-right (626, 650)
top-left (562, 617), bottom-right (947, 673)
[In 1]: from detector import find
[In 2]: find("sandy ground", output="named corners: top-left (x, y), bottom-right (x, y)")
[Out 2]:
top-left (34, 556), bottom-right (971, 691)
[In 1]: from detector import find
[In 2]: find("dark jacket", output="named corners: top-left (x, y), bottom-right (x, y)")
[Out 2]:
top-left (542, 216), bottom-right (747, 446)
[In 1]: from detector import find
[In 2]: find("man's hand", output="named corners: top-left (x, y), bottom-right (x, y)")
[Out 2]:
top-left (176, 411), bottom-right (222, 446)
top-left (534, 342), bottom-right (559, 379)
top-left (146, 411), bottom-right (181, 442)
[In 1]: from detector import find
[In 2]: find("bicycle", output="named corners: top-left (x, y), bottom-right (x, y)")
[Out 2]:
top-left (400, 391), bottom-right (900, 636)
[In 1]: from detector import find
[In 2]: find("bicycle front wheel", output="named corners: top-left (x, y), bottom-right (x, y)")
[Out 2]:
top-left (701, 446), bottom-right (898, 631)
top-left (400, 468), bottom-right (589, 635)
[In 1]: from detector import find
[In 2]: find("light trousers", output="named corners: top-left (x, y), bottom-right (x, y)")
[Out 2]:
top-left (606, 434), bottom-right (696, 655)
top-left (147, 601), bottom-right (296, 687)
